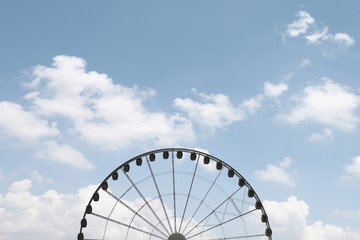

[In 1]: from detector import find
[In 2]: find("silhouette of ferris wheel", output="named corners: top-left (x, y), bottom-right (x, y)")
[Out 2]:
top-left (78, 148), bottom-right (272, 240)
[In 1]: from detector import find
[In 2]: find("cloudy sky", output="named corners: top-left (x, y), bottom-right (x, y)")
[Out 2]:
top-left (1, 1), bottom-right (360, 239)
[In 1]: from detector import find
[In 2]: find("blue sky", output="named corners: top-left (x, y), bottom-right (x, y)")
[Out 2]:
top-left (1, 1), bottom-right (360, 239)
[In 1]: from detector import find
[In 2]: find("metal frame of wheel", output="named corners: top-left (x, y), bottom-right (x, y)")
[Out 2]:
top-left (78, 148), bottom-right (272, 240)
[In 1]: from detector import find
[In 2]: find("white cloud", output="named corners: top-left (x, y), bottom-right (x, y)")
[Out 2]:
top-left (345, 155), bottom-right (360, 177)
top-left (308, 128), bottom-right (334, 142)
top-left (254, 157), bottom-right (295, 187)
top-left (306, 28), bottom-right (355, 46)
top-left (23, 55), bottom-right (196, 149)
top-left (241, 95), bottom-right (263, 114)
top-left (332, 33), bottom-right (355, 46)
top-left (333, 209), bottom-right (360, 219)
top-left (0, 101), bottom-right (60, 141)
top-left (279, 156), bottom-right (293, 167)
top-left (0, 101), bottom-right (95, 169)
top-left (242, 81), bottom-right (288, 115)
top-left (28, 170), bottom-right (53, 184)
top-left (36, 141), bottom-right (95, 170)
top-left (281, 72), bottom-right (295, 81)
top-left (1, 179), bottom-right (359, 239)
top-left (264, 81), bottom-right (288, 98)
top-left (0, 179), bottom-right (97, 239)
top-left (300, 58), bottom-right (312, 67)
top-left (174, 88), bottom-right (245, 130)
top-left (8, 179), bottom-right (32, 193)
top-left (285, 10), bottom-right (355, 47)
top-left (306, 27), bottom-right (329, 44)
top-left (278, 78), bottom-right (360, 130)
top-left (264, 196), bottom-right (360, 240)
top-left (286, 10), bottom-right (315, 37)
top-left (26, 55), bottom-right (153, 122)
top-left (0, 55), bottom-right (199, 168)
top-left (264, 196), bottom-right (308, 237)
top-left (0, 179), bottom-right (196, 239)
top-left (305, 221), bottom-right (360, 240)
top-left (2, 55), bottom-right (292, 153)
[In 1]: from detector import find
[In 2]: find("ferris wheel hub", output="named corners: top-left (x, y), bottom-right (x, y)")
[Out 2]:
top-left (168, 232), bottom-right (186, 240)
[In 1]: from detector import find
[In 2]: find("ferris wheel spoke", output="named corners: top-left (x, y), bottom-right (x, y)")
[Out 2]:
top-left (178, 154), bottom-right (200, 233)
top-left (90, 212), bottom-right (167, 240)
top-left (221, 198), bottom-right (231, 223)
top-left (207, 233), bottom-right (267, 239)
top-left (187, 208), bottom-right (258, 239)
top-left (181, 168), bottom-right (223, 235)
top-left (123, 171), bottom-right (171, 236)
top-left (104, 190), bottom-right (169, 238)
top-left (239, 189), bottom-right (249, 237)
top-left (171, 150), bottom-right (177, 232)
top-left (184, 187), bottom-right (241, 237)
top-left (145, 155), bottom-right (174, 233)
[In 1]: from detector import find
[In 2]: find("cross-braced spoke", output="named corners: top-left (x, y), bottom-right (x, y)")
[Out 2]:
top-left (184, 187), bottom-right (241, 237)
top-left (172, 150), bottom-right (177, 232)
top-left (187, 209), bottom-right (258, 239)
top-left (178, 154), bottom-right (200, 233)
top-left (181, 168), bottom-right (223, 235)
top-left (104, 190), bottom-right (168, 238)
top-left (145, 156), bottom-right (173, 233)
top-left (91, 212), bottom-right (166, 240)
top-left (123, 171), bottom-right (171, 236)
top-left (207, 233), bottom-right (267, 239)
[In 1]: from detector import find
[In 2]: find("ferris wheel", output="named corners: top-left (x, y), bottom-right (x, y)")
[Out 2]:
top-left (77, 148), bottom-right (272, 240)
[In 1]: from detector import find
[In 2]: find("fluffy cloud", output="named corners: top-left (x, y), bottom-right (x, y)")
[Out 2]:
top-left (308, 128), bottom-right (334, 142)
top-left (305, 221), bottom-right (360, 240)
top-left (332, 33), bottom-right (355, 46)
top-left (264, 81), bottom-right (288, 98)
top-left (345, 155), bottom-right (360, 177)
top-left (300, 58), bottom-right (312, 67)
top-left (1, 179), bottom-right (359, 239)
top-left (25, 55), bottom-right (195, 149)
top-left (36, 141), bottom-right (95, 170)
top-left (173, 81), bottom-right (285, 132)
top-left (0, 55), bottom-right (200, 168)
top-left (285, 10), bottom-right (355, 46)
top-left (265, 196), bottom-right (360, 240)
top-left (241, 95), bottom-right (264, 114)
top-left (2, 55), bottom-right (291, 154)
top-left (254, 157), bottom-right (295, 187)
top-left (242, 81), bottom-right (288, 114)
top-left (174, 88), bottom-right (245, 130)
top-left (0, 179), bottom-right (97, 239)
top-left (333, 209), bottom-right (360, 218)
top-left (27, 170), bottom-right (53, 184)
top-left (305, 27), bottom-right (330, 44)
top-left (286, 10), bottom-right (314, 37)
top-left (0, 101), bottom-right (59, 141)
top-left (0, 101), bottom-right (93, 169)
top-left (264, 196), bottom-right (308, 238)
top-left (306, 28), bottom-right (355, 46)
top-left (278, 78), bottom-right (360, 130)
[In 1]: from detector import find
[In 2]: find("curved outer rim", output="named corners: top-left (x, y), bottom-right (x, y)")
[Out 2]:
top-left (78, 147), bottom-right (272, 240)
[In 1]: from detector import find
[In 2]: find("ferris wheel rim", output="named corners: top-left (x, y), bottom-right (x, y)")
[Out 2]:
top-left (78, 147), bottom-right (272, 240)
